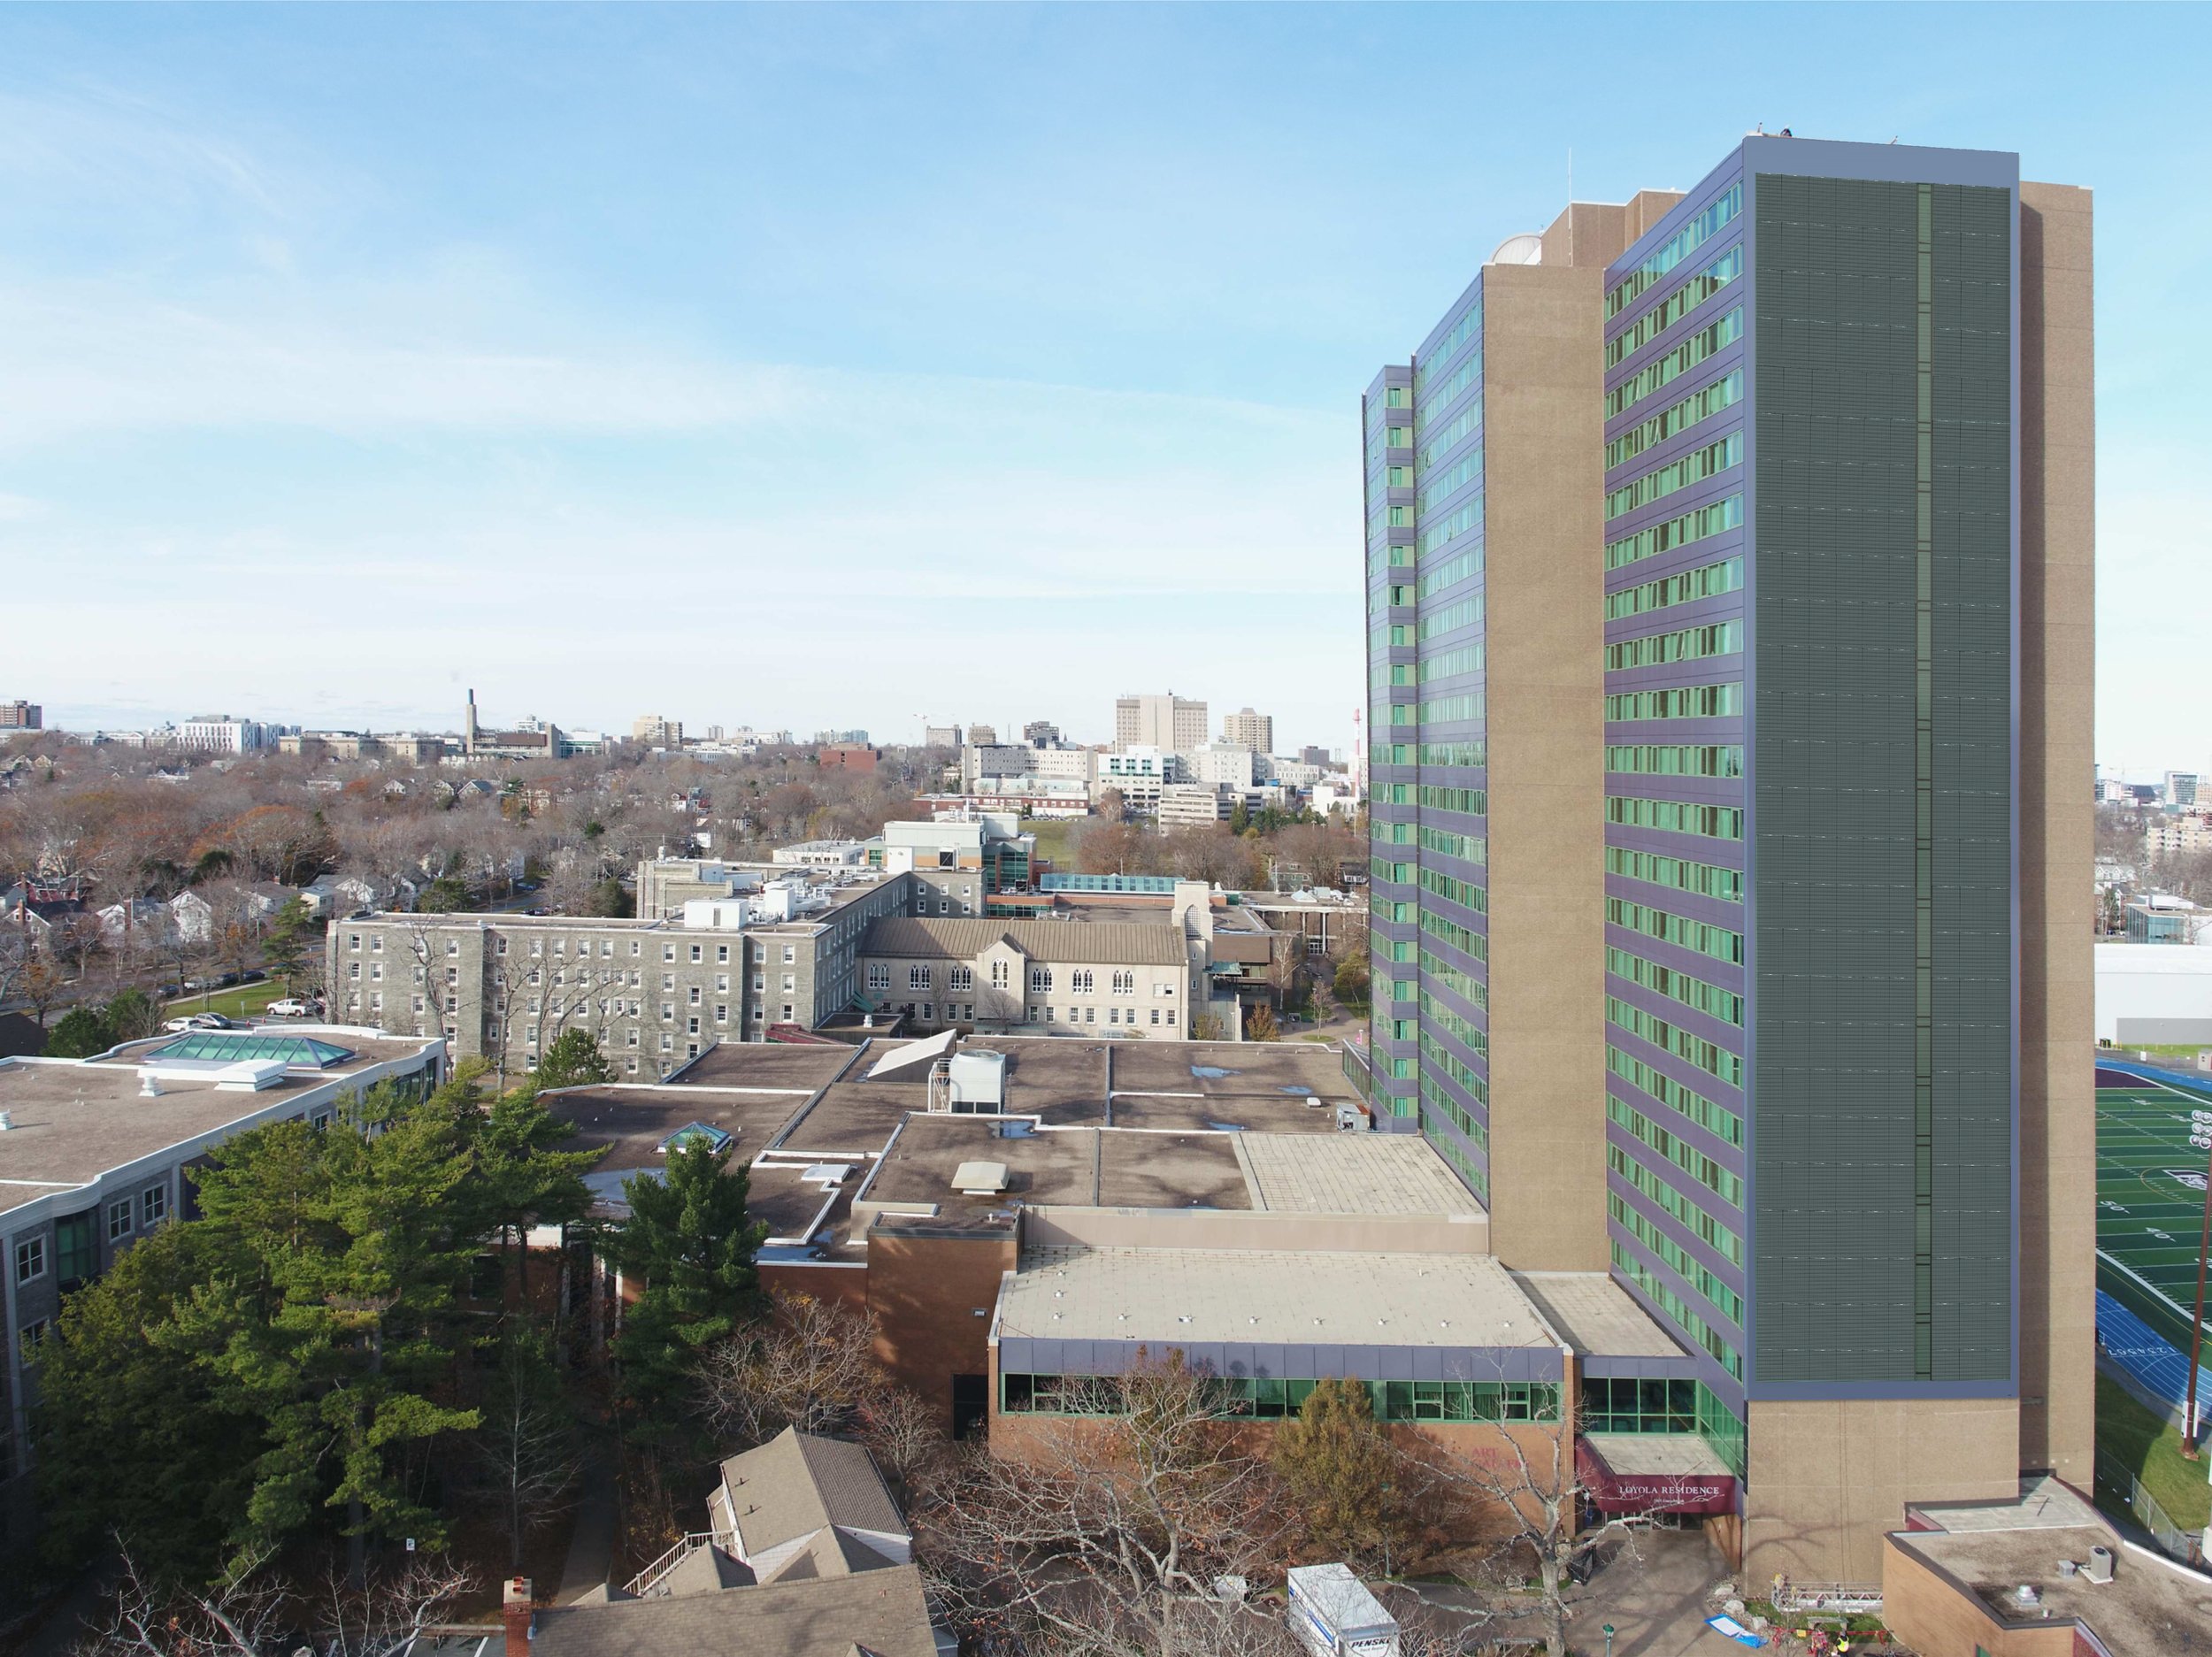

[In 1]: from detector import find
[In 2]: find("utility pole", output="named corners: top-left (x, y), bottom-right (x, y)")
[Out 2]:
top-left (2186, 1104), bottom-right (2212, 1457)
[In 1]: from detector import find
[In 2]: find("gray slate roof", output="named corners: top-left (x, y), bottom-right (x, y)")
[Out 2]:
top-left (530, 1562), bottom-right (938, 1657)
top-left (860, 916), bottom-right (1187, 967)
top-left (721, 1429), bottom-right (905, 1560)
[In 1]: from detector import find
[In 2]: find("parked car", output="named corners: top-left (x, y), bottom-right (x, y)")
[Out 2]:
top-left (266, 998), bottom-right (317, 1018)
top-left (161, 1012), bottom-right (242, 1033)
top-left (241, 969), bottom-right (266, 984)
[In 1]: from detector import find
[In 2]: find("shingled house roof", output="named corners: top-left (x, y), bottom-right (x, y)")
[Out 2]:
top-left (529, 1561), bottom-right (940, 1657)
top-left (719, 1428), bottom-right (905, 1566)
top-left (859, 916), bottom-right (1187, 967)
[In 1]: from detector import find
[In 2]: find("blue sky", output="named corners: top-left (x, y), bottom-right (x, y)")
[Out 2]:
top-left (1, 4), bottom-right (2204, 764)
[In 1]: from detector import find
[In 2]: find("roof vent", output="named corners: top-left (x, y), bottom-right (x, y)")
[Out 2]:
top-left (141, 1074), bottom-right (165, 1098)
top-left (952, 1160), bottom-right (1010, 1197)
top-left (0, 1111), bottom-right (12, 1131)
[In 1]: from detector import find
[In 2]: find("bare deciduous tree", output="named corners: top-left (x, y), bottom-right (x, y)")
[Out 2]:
top-left (695, 1289), bottom-right (885, 1449)
top-left (917, 1354), bottom-right (1295, 1657)
top-left (77, 1546), bottom-right (473, 1657)
top-left (1430, 1430), bottom-right (1701, 1657)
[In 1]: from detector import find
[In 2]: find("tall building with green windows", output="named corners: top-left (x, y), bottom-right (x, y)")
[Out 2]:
top-left (1363, 135), bottom-right (2095, 1582)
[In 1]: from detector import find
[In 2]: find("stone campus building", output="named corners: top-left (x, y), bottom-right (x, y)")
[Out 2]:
top-left (327, 866), bottom-right (1216, 1076)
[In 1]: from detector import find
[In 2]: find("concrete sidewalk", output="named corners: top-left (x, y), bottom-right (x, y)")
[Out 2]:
top-left (553, 1439), bottom-right (618, 1604)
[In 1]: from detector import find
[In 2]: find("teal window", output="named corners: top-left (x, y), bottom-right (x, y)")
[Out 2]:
top-left (1419, 867), bottom-right (1486, 913)
top-left (1613, 1242), bottom-right (1743, 1379)
top-left (1607, 308), bottom-right (1743, 419)
top-left (1609, 1046), bottom-right (1742, 1147)
top-left (1419, 1070), bottom-right (1489, 1147)
top-left (1420, 948), bottom-right (1486, 1009)
top-left (1417, 449), bottom-right (1483, 517)
top-left (1417, 784), bottom-right (1488, 816)
top-left (1419, 548), bottom-right (1483, 600)
top-left (1418, 908), bottom-right (1486, 961)
top-left (1419, 693), bottom-right (1484, 725)
top-left (1605, 796), bottom-right (1743, 840)
top-left (1608, 368), bottom-right (1743, 470)
top-left (1604, 744), bottom-right (1743, 779)
top-left (1419, 644), bottom-right (1484, 683)
top-left (1606, 683), bottom-right (1743, 724)
top-left (1609, 1145), bottom-right (1743, 1266)
top-left (1605, 620), bottom-right (1741, 673)
top-left (1386, 425), bottom-right (1409, 447)
top-left (1418, 595), bottom-right (1483, 641)
top-left (1607, 897), bottom-right (1744, 965)
top-left (1418, 826), bottom-right (1484, 861)
top-left (1418, 1026), bottom-right (1488, 1099)
top-left (1605, 433), bottom-right (1742, 522)
top-left (1419, 402), bottom-right (1480, 471)
top-left (1608, 248), bottom-right (1743, 368)
top-left (1416, 342), bottom-right (1482, 423)
top-left (1606, 556), bottom-right (1743, 622)
top-left (1606, 846), bottom-right (1743, 904)
top-left (1609, 1096), bottom-right (1743, 1208)
top-left (1385, 386), bottom-right (1409, 408)
top-left (1418, 497), bottom-right (1482, 559)
top-left (1415, 745), bottom-right (1487, 771)
top-left (997, 1372), bottom-right (1557, 1425)
top-left (1606, 995), bottom-right (1743, 1087)
top-left (1607, 183), bottom-right (1742, 318)
top-left (1606, 493), bottom-right (1743, 573)
top-left (1606, 947), bottom-right (1742, 1026)
top-left (1609, 1193), bottom-right (1745, 1321)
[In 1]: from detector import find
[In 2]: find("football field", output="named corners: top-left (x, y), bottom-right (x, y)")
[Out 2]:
top-left (2095, 1062), bottom-right (2212, 1376)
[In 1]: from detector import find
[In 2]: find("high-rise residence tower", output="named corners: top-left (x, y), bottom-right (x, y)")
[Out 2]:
top-left (1114, 694), bottom-right (1209, 755)
top-left (1220, 707), bottom-right (1274, 756)
top-left (1367, 135), bottom-right (2093, 1581)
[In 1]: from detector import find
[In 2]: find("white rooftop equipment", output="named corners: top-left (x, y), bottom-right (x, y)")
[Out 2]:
top-left (949, 1048), bottom-right (1007, 1111)
top-left (951, 1160), bottom-right (1010, 1197)
top-left (801, 1163), bottom-right (855, 1186)
top-left (1286, 1564), bottom-right (1400, 1657)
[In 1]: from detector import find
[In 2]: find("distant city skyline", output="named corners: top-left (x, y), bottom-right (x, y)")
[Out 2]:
top-left (0, 5), bottom-right (2201, 762)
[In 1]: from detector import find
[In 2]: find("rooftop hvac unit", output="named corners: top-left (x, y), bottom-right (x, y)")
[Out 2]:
top-left (949, 1048), bottom-right (1007, 1111)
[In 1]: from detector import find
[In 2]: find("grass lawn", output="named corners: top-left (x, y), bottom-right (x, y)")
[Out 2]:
top-left (1022, 817), bottom-right (1081, 872)
top-left (2097, 1373), bottom-right (2211, 1530)
top-left (160, 979), bottom-right (289, 1022)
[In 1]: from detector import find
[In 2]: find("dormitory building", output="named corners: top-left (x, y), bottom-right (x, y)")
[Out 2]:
top-left (1363, 134), bottom-right (2093, 1579)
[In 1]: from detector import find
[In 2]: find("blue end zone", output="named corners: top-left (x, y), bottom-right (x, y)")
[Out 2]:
top-left (2098, 1289), bottom-right (2212, 1417)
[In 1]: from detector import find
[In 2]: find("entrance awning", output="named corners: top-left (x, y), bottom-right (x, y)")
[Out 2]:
top-left (1577, 1435), bottom-right (1738, 1516)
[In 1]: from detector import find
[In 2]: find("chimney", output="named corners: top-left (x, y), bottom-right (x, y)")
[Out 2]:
top-left (501, 1576), bottom-right (534, 1645)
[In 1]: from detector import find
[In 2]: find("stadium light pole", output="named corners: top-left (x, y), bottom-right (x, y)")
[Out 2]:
top-left (2186, 1117), bottom-right (2212, 1460)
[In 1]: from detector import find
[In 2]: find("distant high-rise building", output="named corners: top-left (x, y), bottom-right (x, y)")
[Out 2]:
top-left (1114, 694), bottom-right (1208, 756)
top-left (1220, 707), bottom-right (1273, 756)
top-left (0, 701), bottom-right (40, 731)
top-left (1298, 745), bottom-right (1332, 769)
top-left (705, 725), bottom-right (726, 741)
top-left (924, 725), bottom-right (961, 750)
top-left (965, 724), bottom-right (999, 748)
top-left (633, 714), bottom-right (683, 747)
top-left (1023, 720), bottom-right (1064, 748)
top-left (2164, 771), bottom-right (2198, 807)
top-left (1365, 136), bottom-right (2093, 1581)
